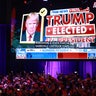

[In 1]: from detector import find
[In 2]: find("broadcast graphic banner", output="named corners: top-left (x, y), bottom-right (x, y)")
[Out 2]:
top-left (14, 7), bottom-right (96, 59)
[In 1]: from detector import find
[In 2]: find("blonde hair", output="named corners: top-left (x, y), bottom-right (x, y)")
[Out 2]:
top-left (26, 12), bottom-right (39, 24)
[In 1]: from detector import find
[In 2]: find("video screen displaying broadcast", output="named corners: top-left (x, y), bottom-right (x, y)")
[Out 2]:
top-left (11, 0), bottom-right (96, 59)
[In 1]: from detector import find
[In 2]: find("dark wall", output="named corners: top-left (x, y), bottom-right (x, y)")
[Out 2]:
top-left (0, 0), bottom-right (11, 24)
top-left (0, 0), bottom-right (11, 75)
top-left (0, 25), bottom-right (7, 75)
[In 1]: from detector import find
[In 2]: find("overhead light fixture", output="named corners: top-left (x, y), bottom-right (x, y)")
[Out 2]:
top-left (43, 0), bottom-right (48, 1)
top-left (93, 2), bottom-right (96, 8)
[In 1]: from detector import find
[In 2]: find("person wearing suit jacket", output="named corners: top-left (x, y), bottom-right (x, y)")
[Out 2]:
top-left (21, 12), bottom-right (40, 42)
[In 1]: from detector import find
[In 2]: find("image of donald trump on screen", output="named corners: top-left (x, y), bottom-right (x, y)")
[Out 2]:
top-left (20, 12), bottom-right (40, 43)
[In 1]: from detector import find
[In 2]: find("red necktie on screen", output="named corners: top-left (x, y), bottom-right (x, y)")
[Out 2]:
top-left (29, 35), bottom-right (32, 41)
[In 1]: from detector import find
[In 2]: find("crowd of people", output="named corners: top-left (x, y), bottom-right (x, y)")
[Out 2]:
top-left (0, 71), bottom-right (96, 96)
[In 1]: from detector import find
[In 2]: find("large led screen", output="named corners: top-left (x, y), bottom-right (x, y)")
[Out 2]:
top-left (11, 0), bottom-right (96, 59)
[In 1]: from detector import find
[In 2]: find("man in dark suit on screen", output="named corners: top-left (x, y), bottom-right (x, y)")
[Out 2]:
top-left (21, 12), bottom-right (40, 42)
